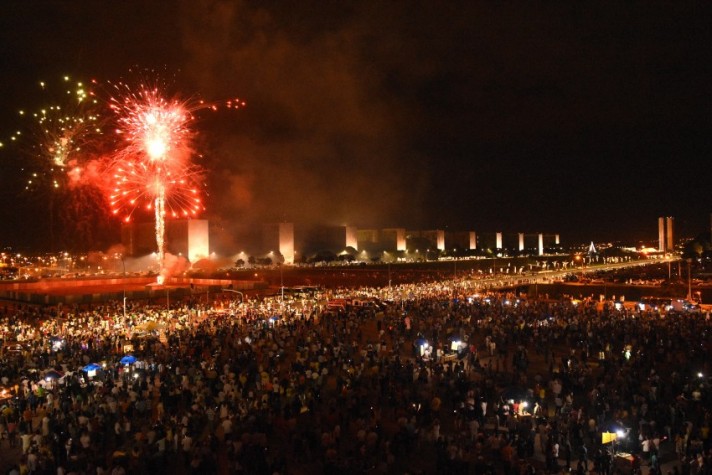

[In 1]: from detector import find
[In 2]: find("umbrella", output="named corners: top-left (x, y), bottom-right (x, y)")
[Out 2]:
top-left (43, 370), bottom-right (63, 381)
top-left (82, 363), bottom-right (102, 372)
top-left (120, 355), bottom-right (137, 365)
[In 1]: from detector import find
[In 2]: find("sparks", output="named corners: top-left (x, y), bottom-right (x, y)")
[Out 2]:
top-left (7, 76), bottom-right (104, 194)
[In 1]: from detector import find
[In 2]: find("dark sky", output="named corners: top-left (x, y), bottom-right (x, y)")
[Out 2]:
top-left (0, 1), bottom-right (710, 252)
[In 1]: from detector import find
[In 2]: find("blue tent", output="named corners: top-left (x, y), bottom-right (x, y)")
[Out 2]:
top-left (82, 363), bottom-right (102, 372)
top-left (120, 355), bottom-right (137, 365)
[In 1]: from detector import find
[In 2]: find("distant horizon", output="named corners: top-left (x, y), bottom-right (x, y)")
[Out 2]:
top-left (1, 216), bottom-right (707, 256)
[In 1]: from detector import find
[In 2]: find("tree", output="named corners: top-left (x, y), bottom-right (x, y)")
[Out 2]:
top-left (271, 251), bottom-right (285, 265)
top-left (682, 232), bottom-right (711, 259)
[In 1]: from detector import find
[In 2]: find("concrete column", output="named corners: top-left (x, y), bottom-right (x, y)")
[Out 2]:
top-left (345, 226), bottom-right (358, 250)
top-left (279, 223), bottom-right (295, 264)
top-left (436, 230), bottom-right (445, 251)
top-left (397, 229), bottom-right (407, 251)
top-left (665, 217), bottom-right (674, 252)
top-left (187, 220), bottom-right (209, 262)
top-left (658, 217), bottom-right (665, 252)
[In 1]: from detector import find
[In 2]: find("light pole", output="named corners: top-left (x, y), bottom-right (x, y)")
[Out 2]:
top-left (223, 288), bottom-right (245, 317)
top-left (687, 258), bottom-right (693, 301)
top-left (575, 255), bottom-right (583, 278)
top-left (280, 264), bottom-right (284, 302)
top-left (121, 256), bottom-right (126, 319)
top-left (222, 289), bottom-right (244, 305)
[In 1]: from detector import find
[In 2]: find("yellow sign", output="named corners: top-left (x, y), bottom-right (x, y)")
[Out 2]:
top-left (602, 432), bottom-right (617, 445)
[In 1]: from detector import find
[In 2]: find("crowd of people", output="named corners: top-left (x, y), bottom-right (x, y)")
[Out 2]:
top-left (0, 274), bottom-right (710, 474)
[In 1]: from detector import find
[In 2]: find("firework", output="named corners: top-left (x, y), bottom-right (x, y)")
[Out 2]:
top-left (36, 77), bottom-right (101, 170)
top-left (0, 77), bottom-right (111, 251)
top-left (10, 76), bottom-right (104, 193)
top-left (104, 79), bottom-right (238, 272)
top-left (3, 70), bottom-right (245, 262)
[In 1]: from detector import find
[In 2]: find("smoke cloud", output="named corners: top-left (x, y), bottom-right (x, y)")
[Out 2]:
top-left (177, 0), bottom-right (430, 252)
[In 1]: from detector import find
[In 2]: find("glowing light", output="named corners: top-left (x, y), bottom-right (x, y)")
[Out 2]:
top-left (147, 137), bottom-right (167, 159)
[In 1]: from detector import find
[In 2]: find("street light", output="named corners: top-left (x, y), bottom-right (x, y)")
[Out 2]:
top-left (384, 256), bottom-right (391, 288)
top-left (222, 289), bottom-right (244, 309)
top-left (120, 255), bottom-right (126, 319)
top-left (687, 258), bottom-right (693, 301)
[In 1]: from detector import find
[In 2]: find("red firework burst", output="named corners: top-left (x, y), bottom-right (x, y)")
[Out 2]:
top-left (109, 158), bottom-right (204, 223)
top-left (106, 83), bottom-right (203, 222)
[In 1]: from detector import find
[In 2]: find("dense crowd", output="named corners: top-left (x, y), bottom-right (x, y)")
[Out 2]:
top-left (0, 276), bottom-right (710, 475)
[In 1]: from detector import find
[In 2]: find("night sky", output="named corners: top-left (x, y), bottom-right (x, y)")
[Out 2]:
top-left (0, 1), bottom-right (710, 252)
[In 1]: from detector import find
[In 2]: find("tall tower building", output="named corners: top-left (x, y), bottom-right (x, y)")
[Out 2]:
top-left (657, 216), bottom-right (674, 252)
top-left (665, 217), bottom-right (674, 252)
top-left (538, 233), bottom-right (544, 256)
top-left (262, 223), bottom-right (295, 264)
